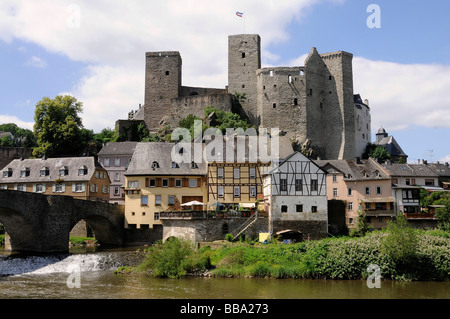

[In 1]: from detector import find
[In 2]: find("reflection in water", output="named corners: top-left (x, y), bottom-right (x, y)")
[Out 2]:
top-left (0, 248), bottom-right (448, 299)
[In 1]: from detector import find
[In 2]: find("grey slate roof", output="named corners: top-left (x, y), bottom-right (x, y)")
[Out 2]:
top-left (427, 163), bottom-right (450, 177)
top-left (314, 158), bottom-right (390, 181)
top-left (380, 163), bottom-right (438, 177)
top-left (126, 143), bottom-right (208, 176)
top-left (98, 142), bottom-right (138, 156)
top-left (0, 157), bottom-right (104, 184)
top-left (376, 135), bottom-right (407, 157)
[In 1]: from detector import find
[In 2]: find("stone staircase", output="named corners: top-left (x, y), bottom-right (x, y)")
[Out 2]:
top-left (231, 212), bottom-right (258, 239)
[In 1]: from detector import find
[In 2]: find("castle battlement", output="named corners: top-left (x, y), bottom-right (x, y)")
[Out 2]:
top-left (135, 34), bottom-right (370, 160)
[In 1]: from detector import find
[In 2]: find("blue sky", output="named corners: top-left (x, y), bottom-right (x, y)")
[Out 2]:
top-left (0, 0), bottom-right (449, 163)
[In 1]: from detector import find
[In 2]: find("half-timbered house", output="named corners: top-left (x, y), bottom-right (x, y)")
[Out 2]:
top-left (263, 151), bottom-right (328, 239)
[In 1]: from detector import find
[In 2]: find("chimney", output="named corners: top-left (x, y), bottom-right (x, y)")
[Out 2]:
top-left (364, 99), bottom-right (369, 106)
top-left (446, 162), bottom-right (449, 168)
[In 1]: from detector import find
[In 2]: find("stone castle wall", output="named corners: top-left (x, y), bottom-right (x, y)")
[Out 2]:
top-left (137, 34), bottom-right (364, 160)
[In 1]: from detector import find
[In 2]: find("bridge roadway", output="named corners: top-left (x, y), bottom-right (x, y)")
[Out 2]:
top-left (0, 190), bottom-right (124, 253)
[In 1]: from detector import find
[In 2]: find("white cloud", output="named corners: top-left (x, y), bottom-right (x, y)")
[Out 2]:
top-left (353, 57), bottom-right (450, 132)
top-left (0, 114), bottom-right (34, 130)
top-left (0, 0), bottom-right (327, 131)
top-left (24, 56), bottom-right (47, 68)
top-left (439, 155), bottom-right (450, 163)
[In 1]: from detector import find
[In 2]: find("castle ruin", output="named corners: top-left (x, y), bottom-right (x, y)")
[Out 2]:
top-left (119, 34), bottom-right (371, 160)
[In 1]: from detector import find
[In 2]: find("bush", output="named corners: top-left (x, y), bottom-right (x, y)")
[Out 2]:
top-left (225, 233), bottom-right (234, 242)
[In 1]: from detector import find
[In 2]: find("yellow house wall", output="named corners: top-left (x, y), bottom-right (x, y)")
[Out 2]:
top-left (124, 175), bottom-right (207, 229)
top-left (207, 163), bottom-right (267, 205)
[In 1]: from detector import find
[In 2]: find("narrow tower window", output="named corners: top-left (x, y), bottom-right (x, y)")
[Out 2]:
top-left (165, 71), bottom-right (169, 75)
top-left (242, 52), bottom-right (246, 58)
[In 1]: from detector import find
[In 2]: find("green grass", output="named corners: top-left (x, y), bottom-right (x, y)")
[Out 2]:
top-left (128, 228), bottom-right (450, 281)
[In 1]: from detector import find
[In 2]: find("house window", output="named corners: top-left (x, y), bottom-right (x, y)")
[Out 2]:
top-left (175, 179), bottom-right (182, 187)
top-left (168, 195), bottom-right (175, 205)
top-left (155, 195), bottom-right (162, 205)
top-left (332, 174), bottom-right (337, 182)
top-left (376, 186), bottom-right (382, 195)
top-left (141, 195), bottom-right (148, 206)
top-left (233, 167), bottom-right (240, 179)
top-left (35, 184), bottom-right (45, 193)
top-left (295, 179), bottom-right (302, 191)
top-left (333, 188), bottom-right (338, 197)
top-left (217, 167), bottom-right (224, 179)
top-left (103, 158), bottom-right (110, 167)
top-left (311, 206), bottom-right (318, 213)
top-left (59, 167), bottom-right (69, 176)
top-left (55, 183), bottom-right (65, 193)
top-left (40, 167), bottom-right (49, 177)
top-left (17, 184), bottom-right (26, 191)
top-left (114, 186), bottom-right (120, 196)
top-left (115, 158), bottom-right (121, 167)
top-left (348, 188), bottom-right (353, 196)
top-left (20, 168), bottom-right (30, 177)
top-left (218, 185), bottom-right (224, 198)
top-left (280, 179), bottom-right (288, 192)
top-left (249, 167), bottom-right (256, 179)
top-left (3, 169), bottom-right (13, 178)
top-left (311, 179), bottom-right (318, 191)
top-left (154, 212), bottom-right (160, 220)
top-left (151, 162), bottom-right (159, 169)
top-left (250, 185), bottom-right (256, 197)
top-left (74, 183), bottom-right (84, 192)
top-left (281, 205), bottom-right (288, 213)
top-left (162, 179), bottom-right (169, 187)
top-left (128, 181), bottom-right (139, 189)
top-left (234, 186), bottom-right (240, 198)
top-left (78, 166), bottom-right (88, 176)
top-left (188, 179), bottom-right (197, 188)
top-left (425, 179), bottom-right (435, 186)
top-left (365, 187), bottom-right (370, 195)
top-left (348, 202), bottom-right (353, 211)
top-left (114, 172), bottom-right (121, 181)
top-left (296, 204), bottom-right (303, 213)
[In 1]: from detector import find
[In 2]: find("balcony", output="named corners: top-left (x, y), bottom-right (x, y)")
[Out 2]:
top-left (160, 210), bottom-right (267, 220)
top-left (364, 209), bottom-right (396, 217)
top-left (404, 213), bottom-right (436, 220)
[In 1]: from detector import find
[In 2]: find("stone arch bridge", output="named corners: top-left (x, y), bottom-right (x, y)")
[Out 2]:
top-left (0, 190), bottom-right (124, 253)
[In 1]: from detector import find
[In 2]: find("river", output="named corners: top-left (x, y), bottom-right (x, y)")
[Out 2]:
top-left (0, 247), bottom-right (448, 300)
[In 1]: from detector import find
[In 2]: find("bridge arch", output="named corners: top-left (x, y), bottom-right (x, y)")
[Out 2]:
top-left (0, 190), bottom-right (124, 253)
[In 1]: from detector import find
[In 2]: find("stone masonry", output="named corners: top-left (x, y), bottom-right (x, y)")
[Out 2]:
top-left (126, 34), bottom-right (368, 160)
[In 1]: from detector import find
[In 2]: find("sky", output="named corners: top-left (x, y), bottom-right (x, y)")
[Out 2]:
top-left (0, 0), bottom-right (449, 164)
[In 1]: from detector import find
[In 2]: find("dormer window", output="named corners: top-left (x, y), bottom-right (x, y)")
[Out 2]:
top-left (179, 147), bottom-right (184, 154)
top-left (191, 162), bottom-right (198, 169)
top-left (3, 168), bottom-right (13, 178)
top-left (40, 167), bottom-right (50, 177)
top-left (59, 166), bottom-right (69, 176)
top-left (20, 167), bottom-right (30, 178)
top-left (78, 165), bottom-right (88, 176)
top-left (172, 162), bottom-right (179, 168)
top-left (151, 161), bottom-right (159, 169)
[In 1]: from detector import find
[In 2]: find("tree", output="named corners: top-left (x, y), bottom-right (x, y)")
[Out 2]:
top-left (204, 106), bottom-right (250, 133)
top-left (381, 215), bottom-right (418, 262)
top-left (362, 143), bottom-right (391, 162)
top-left (33, 95), bottom-right (85, 157)
top-left (0, 123), bottom-right (37, 148)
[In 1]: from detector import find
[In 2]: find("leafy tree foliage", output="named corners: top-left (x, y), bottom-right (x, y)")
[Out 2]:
top-left (0, 123), bottom-right (37, 148)
top-left (204, 106), bottom-right (250, 133)
top-left (362, 143), bottom-right (391, 162)
top-left (33, 95), bottom-right (85, 157)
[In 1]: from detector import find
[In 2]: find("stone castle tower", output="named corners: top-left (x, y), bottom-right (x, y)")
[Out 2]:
top-left (122, 34), bottom-right (370, 160)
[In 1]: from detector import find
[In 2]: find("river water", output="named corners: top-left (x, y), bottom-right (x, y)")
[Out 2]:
top-left (0, 247), bottom-right (448, 300)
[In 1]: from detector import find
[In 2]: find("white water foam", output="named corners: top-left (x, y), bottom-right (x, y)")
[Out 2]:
top-left (0, 253), bottom-right (123, 276)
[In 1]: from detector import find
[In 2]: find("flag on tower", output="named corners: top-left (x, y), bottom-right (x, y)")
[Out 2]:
top-left (236, 11), bottom-right (244, 18)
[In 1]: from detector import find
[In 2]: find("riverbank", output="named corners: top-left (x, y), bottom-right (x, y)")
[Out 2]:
top-left (119, 228), bottom-right (449, 282)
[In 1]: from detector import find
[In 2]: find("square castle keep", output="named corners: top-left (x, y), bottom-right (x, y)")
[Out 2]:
top-left (121, 34), bottom-right (371, 160)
